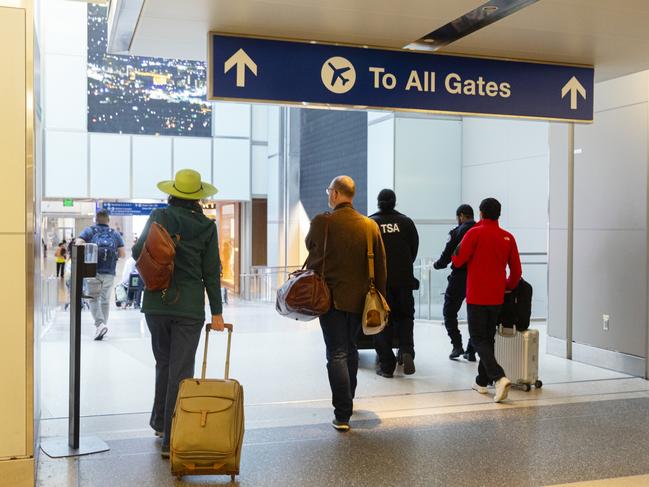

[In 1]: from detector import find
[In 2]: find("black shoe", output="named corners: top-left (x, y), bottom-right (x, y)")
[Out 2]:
top-left (463, 351), bottom-right (477, 362)
top-left (449, 346), bottom-right (464, 360)
top-left (376, 368), bottom-right (394, 378)
top-left (332, 419), bottom-right (350, 432)
top-left (402, 353), bottom-right (415, 375)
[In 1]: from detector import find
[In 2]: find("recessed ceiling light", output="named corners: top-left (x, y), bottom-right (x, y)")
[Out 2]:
top-left (423, 38), bottom-right (435, 43)
top-left (482, 6), bottom-right (499, 14)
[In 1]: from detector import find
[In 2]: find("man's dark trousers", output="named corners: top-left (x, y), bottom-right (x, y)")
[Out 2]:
top-left (320, 308), bottom-right (362, 422)
top-left (374, 287), bottom-right (415, 373)
top-left (146, 315), bottom-right (203, 448)
top-left (467, 304), bottom-right (506, 387)
top-left (443, 272), bottom-right (473, 351)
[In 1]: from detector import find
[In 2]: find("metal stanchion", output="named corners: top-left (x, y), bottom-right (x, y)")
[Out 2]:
top-left (41, 244), bottom-right (110, 458)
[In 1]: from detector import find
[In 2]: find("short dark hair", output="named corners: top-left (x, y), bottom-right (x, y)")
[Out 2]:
top-left (456, 204), bottom-right (474, 218)
top-left (377, 188), bottom-right (396, 211)
top-left (96, 209), bottom-right (110, 223)
top-left (479, 198), bottom-right (501, 220)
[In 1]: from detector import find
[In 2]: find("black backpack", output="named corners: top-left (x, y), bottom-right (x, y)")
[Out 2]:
top-left (499, 278), bottom-right (533, 331)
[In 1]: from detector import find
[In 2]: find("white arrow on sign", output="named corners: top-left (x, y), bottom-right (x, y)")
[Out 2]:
top-left (224, 49), bottom-right (258, 88)
top-left (561, 76), bottom-right (587, 110)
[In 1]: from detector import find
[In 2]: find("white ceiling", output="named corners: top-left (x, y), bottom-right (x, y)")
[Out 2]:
top-left (129, 0), bottom-right (649, 81)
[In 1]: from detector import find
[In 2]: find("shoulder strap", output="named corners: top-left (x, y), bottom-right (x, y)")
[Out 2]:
top-left (155, 208), bottom-right (180, 243)
top-left (301, 213), bottom-right (329, 276)
top-left (321, 216), bottom-right (329, 278)
top-left (366, 218), bottom-right (375, 287)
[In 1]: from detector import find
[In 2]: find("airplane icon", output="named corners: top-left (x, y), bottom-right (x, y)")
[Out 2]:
top-left (328, 62), bottom-right (351, 86)
top-left (321, 56), bottom-right (356, 94)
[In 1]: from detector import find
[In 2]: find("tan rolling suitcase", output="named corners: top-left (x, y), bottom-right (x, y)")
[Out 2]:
top-left (494, 325), bottom-right (543, 392)
top-left (170, 323), bottom-right (244, 481)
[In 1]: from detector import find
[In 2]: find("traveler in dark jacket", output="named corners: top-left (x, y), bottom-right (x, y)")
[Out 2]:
top-left (452, 198), bottom-right (522, 403)
top-left (305, 175), bottom-right (387, 432)
top-left (132, 169), bottom-right (225, 458)
top-left (434, 204), bottom-right (476, 360)
top-left (369, 189), bottom-right (419, 377)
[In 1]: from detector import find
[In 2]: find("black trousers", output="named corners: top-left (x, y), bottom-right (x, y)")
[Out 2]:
top-left (443, 272), bottom-right (473, 351)
top-left (146, 314), bottom-right (204, 447)
top-left (374, 286), bottom-right (415, 372)
top-left (56, 262), bottom-right (65, 277)
top-left (467, 304), bottom-right (506, 387)
top-left (319, 309), bottom-right (362, 422)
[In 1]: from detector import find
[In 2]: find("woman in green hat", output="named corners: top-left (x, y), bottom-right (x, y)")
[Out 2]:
top-left (132, 168), bottom-right (225, 458)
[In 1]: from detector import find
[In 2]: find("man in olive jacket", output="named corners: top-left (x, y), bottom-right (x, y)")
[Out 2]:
top-left (305, 175), bottom-right (387, 432)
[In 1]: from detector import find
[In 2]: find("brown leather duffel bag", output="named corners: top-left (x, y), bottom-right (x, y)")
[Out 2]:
top-left (136, 215), bottom-right (179, 292)
top-left (276, 219), bottom-right (331, 321)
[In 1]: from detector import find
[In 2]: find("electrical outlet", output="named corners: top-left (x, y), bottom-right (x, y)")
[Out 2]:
top-left (603, 314), bottom-right (610, 331)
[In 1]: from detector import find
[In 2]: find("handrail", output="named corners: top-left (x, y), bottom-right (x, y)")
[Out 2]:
top-left (240, 255), bottom-right (549, 320)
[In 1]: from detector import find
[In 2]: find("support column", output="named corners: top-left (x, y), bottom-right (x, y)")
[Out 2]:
top-left (0, 1), bottom-right (36, 485)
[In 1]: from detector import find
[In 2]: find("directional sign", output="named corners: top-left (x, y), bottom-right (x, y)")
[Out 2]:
top-left (209, 33), bottom-right (594, 122)
top-left (100, 202), bottom-right (166, 216)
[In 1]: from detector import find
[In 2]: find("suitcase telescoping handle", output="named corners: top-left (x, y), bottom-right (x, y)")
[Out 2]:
top-left (498, 324), bottom-right (518, 337)
top-left (201, 323), bottom-right (233, 380)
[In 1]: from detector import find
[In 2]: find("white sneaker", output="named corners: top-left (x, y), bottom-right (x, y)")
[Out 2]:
top-left (472, 383), bottom-right (488, 394)
top-left (494, 377), bottom-right (512, 403)
top-left (94, 324), bottom-right (108, 341)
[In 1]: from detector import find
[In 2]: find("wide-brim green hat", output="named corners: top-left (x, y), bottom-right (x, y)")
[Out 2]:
top-left (157, 169), bottom-right (218, 200)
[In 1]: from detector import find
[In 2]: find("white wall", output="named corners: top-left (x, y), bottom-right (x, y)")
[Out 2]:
top-left (462, 117), bottom-right (550, 317)
top-left (367, 113), bottom-right (395, 211)
top-left (394, 117), bottom-right (462, 262)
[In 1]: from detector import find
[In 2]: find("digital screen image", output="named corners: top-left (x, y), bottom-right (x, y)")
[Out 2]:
top-left (87, 4), bottom-right (212, 137)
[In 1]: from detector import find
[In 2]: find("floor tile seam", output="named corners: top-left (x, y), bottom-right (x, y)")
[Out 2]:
top-left (39, 382), bottom-right (649, 424)
top-left (242, 391), bottom-right (649, 431)
top-left (243, 377), bottom-right (645, 408)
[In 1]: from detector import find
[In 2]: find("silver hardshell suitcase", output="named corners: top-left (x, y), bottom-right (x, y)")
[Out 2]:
top-left (494, 325), bottom-right (542, 391)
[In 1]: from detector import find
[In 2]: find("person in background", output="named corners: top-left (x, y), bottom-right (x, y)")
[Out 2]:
top-left (452, 198), bottom-right (522, 403)
top-left (77, 211), bottom-right (126, 340)
top-left (369, 189), bottom-right (419, 378)
top-left (54, 241), bottom-right (67, 278)
top-left (132, 169), bottom-right (225, 459)
top-left (434, 204), bottom-right (477, 361)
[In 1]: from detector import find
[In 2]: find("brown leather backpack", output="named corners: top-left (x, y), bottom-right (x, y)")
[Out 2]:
top-left (136, 216), bottom-right (179, 292)
top-left (276, 219), bottom-right (331, 321)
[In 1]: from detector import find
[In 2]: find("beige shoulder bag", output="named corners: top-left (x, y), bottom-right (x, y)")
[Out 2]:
top-left (362, 219), bottom-right (390, 335)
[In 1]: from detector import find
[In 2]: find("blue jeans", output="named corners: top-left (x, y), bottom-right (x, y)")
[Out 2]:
top-left (146, 314), bottom-right (204, 447)
top-left (319, 309), bottom-right (362, 422)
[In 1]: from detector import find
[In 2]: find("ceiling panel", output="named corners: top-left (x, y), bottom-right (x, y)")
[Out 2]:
top-left (130, 0), bottom-right (482, 60)
top-left (127, 0), bottom-right (649, 81)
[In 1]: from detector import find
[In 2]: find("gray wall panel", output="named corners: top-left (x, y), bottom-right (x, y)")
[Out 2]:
top-left (548, 229), bottom-right (567, 339)
top-left (549, 123), bottom-right (569, 230)
top-left (574, 103), bottom-right (647, 231)
top-left (573, 229), bottom-right (647, 357)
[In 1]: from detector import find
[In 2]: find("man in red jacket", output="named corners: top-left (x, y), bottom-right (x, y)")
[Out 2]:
top-left (451, 198), bottom-right (522, 403)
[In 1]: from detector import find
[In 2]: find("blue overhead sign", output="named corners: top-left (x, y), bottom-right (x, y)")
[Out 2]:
top-left (209, 34), bottom-right (594, 122)
top-left (100, 202), bottom-right (166, 216)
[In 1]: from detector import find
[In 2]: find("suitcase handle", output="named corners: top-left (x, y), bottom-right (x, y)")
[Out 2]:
top-left (498, 324), bottom-right (518, 337)
top-left (201, 323), bottom-right (233, 380)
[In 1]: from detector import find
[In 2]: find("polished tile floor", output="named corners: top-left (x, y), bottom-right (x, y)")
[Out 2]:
top-left (37, 298), bottom-right (649, 486)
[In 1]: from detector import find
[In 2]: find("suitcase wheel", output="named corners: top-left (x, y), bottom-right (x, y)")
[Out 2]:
top-left (523, 384), bottom-right (532, 392)
top-left (535, 380), bottom-right (543, 389)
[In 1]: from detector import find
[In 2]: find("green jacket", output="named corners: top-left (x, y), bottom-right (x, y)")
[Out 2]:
top-left (132, 205), bottom-right (222, 320)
